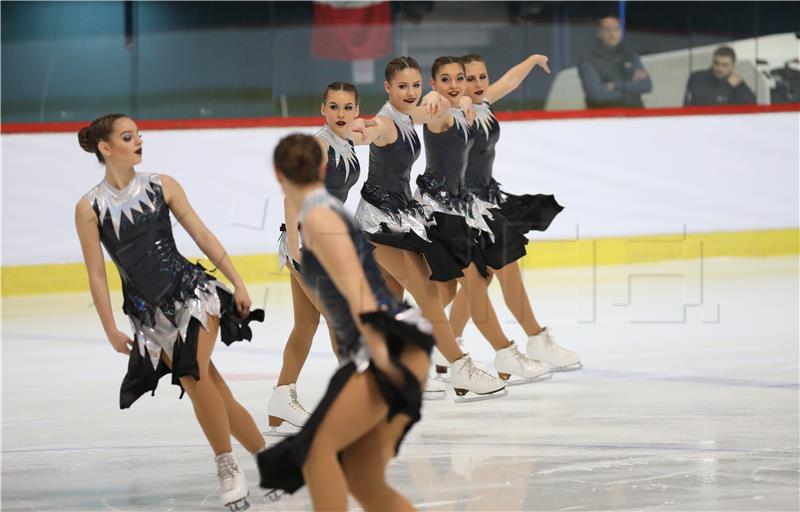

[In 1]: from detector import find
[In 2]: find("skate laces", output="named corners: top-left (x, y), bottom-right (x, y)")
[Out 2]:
top-left (288, 388), bottom-right (310, 416)
top-left (509, 344), bottom-right (537, 368)
top-left (216, 454), bottom-right (239, 482)
top-left (464, 358), bottom-right (496, 383)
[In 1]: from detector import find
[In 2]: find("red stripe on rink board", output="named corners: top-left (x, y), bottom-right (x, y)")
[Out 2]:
top-left (2, 103), bottom-right (798, 134)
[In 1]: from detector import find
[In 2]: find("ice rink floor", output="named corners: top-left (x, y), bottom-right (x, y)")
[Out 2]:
top-left (2, 256), bottom-right (798, 511)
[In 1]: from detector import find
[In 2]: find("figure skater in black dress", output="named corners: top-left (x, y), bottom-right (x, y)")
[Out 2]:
top-left (75, 114), bottom-right (268, 510)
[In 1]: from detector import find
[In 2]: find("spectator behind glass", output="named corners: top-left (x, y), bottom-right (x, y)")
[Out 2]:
top-left (578, 15), bottom-right (652, 109)
top-left (684, 46), bottom-right (756, 106)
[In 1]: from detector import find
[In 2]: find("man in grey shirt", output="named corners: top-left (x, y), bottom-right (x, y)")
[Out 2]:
top-left (579, 15), bottom-right (653, 109)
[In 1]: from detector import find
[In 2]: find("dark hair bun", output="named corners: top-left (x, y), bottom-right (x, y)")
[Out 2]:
top-left (273, 133), bottom-right (323, 184)
top-left (78, 126), bottom-right (94, 153)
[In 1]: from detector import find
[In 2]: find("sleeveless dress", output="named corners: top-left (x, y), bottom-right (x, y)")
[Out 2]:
top-left (413, 108), bottom-right (521, 276)
top-left (466, 99), bottom-right (564, 240)
top-left (278, 124), bottom-right (361, 271)
top-left (257, 188), bottom-right (435, 494)
top-left (355, 102), bottom-right (464, 281)
top-left (83, 172), bottom-right (264, 409)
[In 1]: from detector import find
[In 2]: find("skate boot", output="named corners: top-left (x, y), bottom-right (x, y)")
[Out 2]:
top-left (264, 383), bottom-right (310, 437)
top-left (215, 452), bottom-right (249, 511)
top-left (494, 342), bottom-right (551, 386)
top-left (527, 327), bottom-right (582, 372)
top-left (431, 346), bottom-right (450, 377)
top-left (423, 377), bottom-right (447, 400)
top-left (450, 354), bottom-right (507, 402)
top-left (431, 337), bottom-right (467, 378)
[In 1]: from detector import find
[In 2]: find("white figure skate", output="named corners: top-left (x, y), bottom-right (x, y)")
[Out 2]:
top-left (215, 452), bottom-right (249, 511)
top-left (264, 383), bottom-right (309, 437)
top-left (494, 342), bottom-right (552, 386)
top-left (450, 355), bottom-right (507, 403)
top-left (527, 327), bottom-right (582, 372)
top-left (431, 336), bottom-right (467, 380)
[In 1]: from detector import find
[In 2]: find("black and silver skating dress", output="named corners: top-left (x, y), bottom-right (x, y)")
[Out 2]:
top-left (257, 188), bottom-right (435, 494)
top-left (467, 100), bottom-right (563, 239)
top-left (414, 108), bottom-right (500, 275)
top-left (355, 102), bottom-right (464, 282)
top-left (278, 124), bottom-right (361, 270)
top-left (83, 172), bottom-right (264, 409)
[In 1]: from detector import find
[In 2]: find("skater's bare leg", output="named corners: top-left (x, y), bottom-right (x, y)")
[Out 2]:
top-left (302, 372), bottom-right (388, 510)
top-left (342, 345), bottom-right (428, 511)
top-left (436, 280), bottom-right (457, 308)
top-left (449, 271), bottom-right (498, 337)
top-left (380, 266), bottom-right (405, 301)
top-left (160, 316), bottom-right (231, 455)
top-left (209, 362), bottom-right (266, 454)
top-left (459, 263), bottom-right (512, 351)
top-left (448, 282), bottom-right (470, 338)
top-left (495, 261), bottom-right (544, 336)
top-left (372, 245), bottom-right (464, 363)
top-left (277, 269), bottom-right (321, 386)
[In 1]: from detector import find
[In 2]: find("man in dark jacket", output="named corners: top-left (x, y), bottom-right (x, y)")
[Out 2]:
top-left (578, 15), bottom-right (653, 109)
top-left (684, 46), bottom-right (756, 106)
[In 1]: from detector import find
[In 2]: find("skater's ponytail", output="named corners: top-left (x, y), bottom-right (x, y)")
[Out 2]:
top-left (78, 113), bottom-right (129, 164)
top-left (274, 133), bottom-right (323, 185)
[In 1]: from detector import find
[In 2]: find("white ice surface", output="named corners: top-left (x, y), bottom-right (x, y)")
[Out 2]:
top-left (2, 257), bottom-right (798, 511)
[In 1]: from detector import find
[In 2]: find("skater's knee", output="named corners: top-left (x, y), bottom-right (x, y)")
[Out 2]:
top-left (293, 316), bottom-right (320, 338)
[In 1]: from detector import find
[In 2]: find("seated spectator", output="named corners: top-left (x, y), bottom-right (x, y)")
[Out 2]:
top-left (578, 15), bottom-right (652, 109)
top-left (684, 46), bottom-right (756, 106)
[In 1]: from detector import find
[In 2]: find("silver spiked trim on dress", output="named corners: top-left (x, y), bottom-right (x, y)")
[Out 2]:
top-left (129, 280), bottom-right (225, 369)
top-left (85, 172), bottom-right (158, 239)
top-left (473, 100), bottom-right (497, 140)
top-left (451, 107), bottom-right (471, 142)
top-left (316, 124), bottom-right (357, 183)
top-left (377, 101), bottom-right (417, 146)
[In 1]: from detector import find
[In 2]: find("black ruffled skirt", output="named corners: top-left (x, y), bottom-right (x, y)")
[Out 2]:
top-left (119, 284), bottom-right (265, 409)
top-left (497, 193), bottom-right (564, 235)
top-left (367, 227), bottom-right (466, 282)
top-left (257, 310), bottom-right (434, 495)
top-left (479, 209), bottom-right (529, 270)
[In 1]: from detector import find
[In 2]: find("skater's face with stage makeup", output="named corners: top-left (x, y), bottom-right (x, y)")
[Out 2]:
top-left (384, 68), bottom-right (423, 114)
top-left (321, 90), bottom-right (359, 139)
top-left (431, 63), bottom-right (466, 107)
top-left (98, 117), bottom-right (143, 167)
top-left (464, 60), bottom-right (490, 104)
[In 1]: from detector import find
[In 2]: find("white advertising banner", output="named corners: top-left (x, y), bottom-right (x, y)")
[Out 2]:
top-left (1, 112), bottom-right (797, 266)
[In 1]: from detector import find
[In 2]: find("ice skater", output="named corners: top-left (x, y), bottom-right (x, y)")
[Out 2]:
top-left (354, 56), bottom-right (507, 400)
top-left (415, 56), bottom-right (550, 386)
top-left (258, 133), bottom-right (434, 510)
top-left (448, 53), bottom-right (582, 372)
top-left (269, 81), bottom-right (369, 434)
top-left (75, 114), bottom-right (267, 510)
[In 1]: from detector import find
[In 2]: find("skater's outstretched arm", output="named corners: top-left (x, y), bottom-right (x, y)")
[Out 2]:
top-left (484, 54), bottom-right (550, 104)
top-left (75, 199), bottom-right (133, 355)
top-left (160, 174), bottom-right (252, 317)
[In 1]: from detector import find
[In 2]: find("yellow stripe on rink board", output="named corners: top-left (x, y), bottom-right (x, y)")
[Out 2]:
top-left (519, 228), bottom-right (800, 270)
top-left (2, 228), bottom-right (797, 297)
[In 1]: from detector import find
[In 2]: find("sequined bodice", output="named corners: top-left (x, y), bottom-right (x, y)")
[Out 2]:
top-left (84, 173), bottom-right (205, 311)
top-left (299, 188), bottom-right (396, 358)
top-left (422, 110), bottom-right (475, 197)
top-left (465, 100), bottom-right (501, 191)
